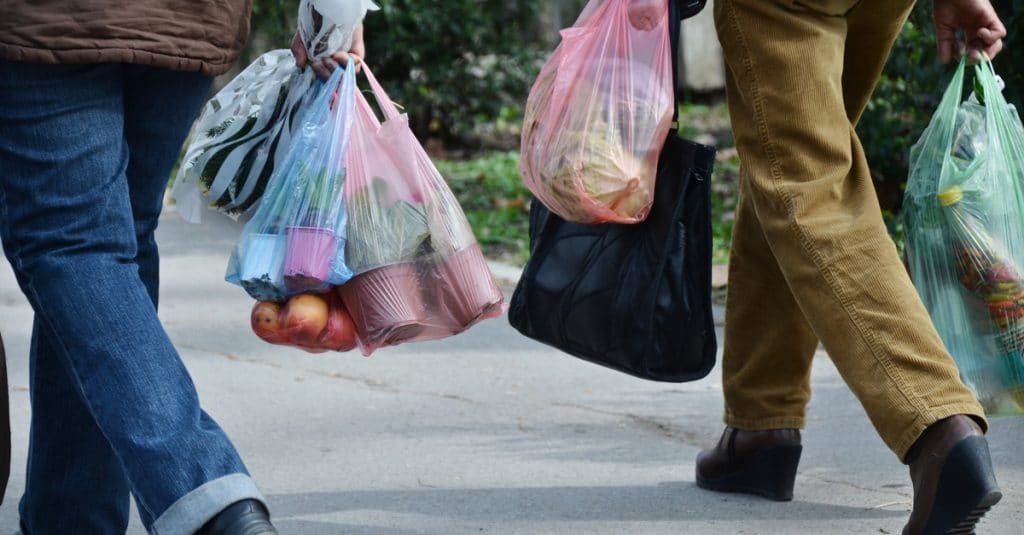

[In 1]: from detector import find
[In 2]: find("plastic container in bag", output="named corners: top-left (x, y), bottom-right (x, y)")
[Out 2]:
top-left (226, 61), bottom-right (358, 301)
top-left (338, 62), bottom-right (504, 354)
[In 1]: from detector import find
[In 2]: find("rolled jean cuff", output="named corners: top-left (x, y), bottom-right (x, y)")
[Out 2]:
top-left (151, 473), bottom-right (266, 535)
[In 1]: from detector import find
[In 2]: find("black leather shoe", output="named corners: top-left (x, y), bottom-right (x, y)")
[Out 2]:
top-left (695, 426), bottom-right (802, 501)
top-left (903, 415), bottom-right (1001, 535)
top-left (197, 499), bottom-right (277, 535)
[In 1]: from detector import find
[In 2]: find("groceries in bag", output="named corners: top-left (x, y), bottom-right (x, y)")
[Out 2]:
top-left (226, 63), bottom-right (357, 302)
top-left (520, 0), bottom-right (674, 224)
top-left (241, 61), bottom-right (504, 356)
top-left (338, 62), bottom-right (504, 354)
top-left (904, 57), bottom-right (1024, 415)
top-left (252, 293), bottom-right (358, 353)
top-left (940, 186), bottom-right (1024, 410)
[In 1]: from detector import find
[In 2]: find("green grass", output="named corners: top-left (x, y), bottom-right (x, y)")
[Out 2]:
top-left (710, 149), bottom-right (739, 265)
top-left (678, 102), bottom-right (738, 264)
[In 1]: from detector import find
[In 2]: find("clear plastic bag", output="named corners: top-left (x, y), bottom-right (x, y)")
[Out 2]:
top-left (251, 292), bottom-right (358, 353)
top-left (904, 57), bottom-right (1024, 415)
top-left (338, 63), bottom-right (504, 355)
top-left (519, 0), bottom-right (675, 224)
top-left (172, 50), bottom-right (317, 222)
top-left (226, 62), bottom-right (357, 302)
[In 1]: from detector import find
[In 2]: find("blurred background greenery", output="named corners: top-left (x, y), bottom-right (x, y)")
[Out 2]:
top-left (239, 0), bottom-right (1024, 265)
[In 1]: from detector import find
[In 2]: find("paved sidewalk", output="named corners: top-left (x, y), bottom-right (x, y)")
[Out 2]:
top-left (0, 209), bottom-right (1020, 534)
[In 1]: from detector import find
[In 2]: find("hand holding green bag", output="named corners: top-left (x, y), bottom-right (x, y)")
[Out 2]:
top-left (905, 55), bottom-right (1024, 415)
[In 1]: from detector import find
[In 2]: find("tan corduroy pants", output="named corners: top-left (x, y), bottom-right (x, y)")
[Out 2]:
top-left (713, 0), bottom-right (986, 460)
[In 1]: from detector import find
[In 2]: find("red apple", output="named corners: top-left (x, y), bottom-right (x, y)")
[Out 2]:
top-left (251, 301), bottom-right (283, 343)
top-left (280, 293), bottom-right (329, 347)
top-left (320, 297), bottom-right (359, 352)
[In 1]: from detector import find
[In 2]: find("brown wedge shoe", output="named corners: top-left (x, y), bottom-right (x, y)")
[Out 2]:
top-left (903, 415), bottom-right (1001, 535)
top-left (695, 427), bottom-right (802, 501)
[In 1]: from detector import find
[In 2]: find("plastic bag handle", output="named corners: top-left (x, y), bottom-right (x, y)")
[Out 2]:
top-left (974, 54), bottom-right (1024, 208)
top-left (938, 57), bottom-right (969, 157)
top-left (350, 55), bottom-right (402, 122)
top-left (976, 54), bottom-right (1014, 139)
top-left (670, 0), bottom-right (681, 123)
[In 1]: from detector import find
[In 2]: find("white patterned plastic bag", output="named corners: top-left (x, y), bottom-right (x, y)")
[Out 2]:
top-left (171, 50), bottom-right (317, 222)
top-left (172, 1), bottom-right (377, 223)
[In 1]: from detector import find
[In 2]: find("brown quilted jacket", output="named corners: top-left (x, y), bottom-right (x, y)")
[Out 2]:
top-left (0, 1), bottom-right (252, 76)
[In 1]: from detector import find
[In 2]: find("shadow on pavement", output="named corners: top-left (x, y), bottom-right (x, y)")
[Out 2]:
top-left (268, 482), bottom-right (907, 524)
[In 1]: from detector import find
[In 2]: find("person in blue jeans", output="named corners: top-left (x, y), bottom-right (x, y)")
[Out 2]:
top-left (0, 1), bottom-right (363, 533)
top-left (0, 2), bottom-right (272, 533)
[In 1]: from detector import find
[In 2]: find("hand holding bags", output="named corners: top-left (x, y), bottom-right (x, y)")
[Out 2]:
top-left (298, 0), bottom-right (379, 61)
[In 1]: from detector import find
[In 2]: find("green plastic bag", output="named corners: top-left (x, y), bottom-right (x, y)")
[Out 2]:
top-left (905, 57), bottom-right (1024, 415)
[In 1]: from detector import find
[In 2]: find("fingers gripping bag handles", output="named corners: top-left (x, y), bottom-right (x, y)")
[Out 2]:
top-left (905, 56), bottom-right (1024, 415)
top-left (299, 0), bottom-right (379, 61)
top-left (520, 0), bottom-right (675, 224)
top-left (226, 61), bottom-right (358, 302)
top-left (339, 62), bottom-right (504, 355)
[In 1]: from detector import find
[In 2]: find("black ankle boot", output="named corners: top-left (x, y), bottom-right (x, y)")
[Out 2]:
top-left (197, 499), bottom-right (277, 535)
top-left (695, 426), bottom-right (802, 501)
top-left (903, 415), bottom-right (1001, 535)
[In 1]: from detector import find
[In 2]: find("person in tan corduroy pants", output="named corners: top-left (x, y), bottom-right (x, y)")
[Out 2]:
top-left (695, 1), bottom-right (1008, 533)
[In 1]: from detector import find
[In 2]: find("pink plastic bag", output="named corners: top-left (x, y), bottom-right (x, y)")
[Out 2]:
top-left (339, 62), bottom-right (505, 355)
top-left (520, 0), bottom-right (675, 224)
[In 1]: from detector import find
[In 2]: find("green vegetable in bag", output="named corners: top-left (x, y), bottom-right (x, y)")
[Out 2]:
top-left (345, 177), bottom-right (431, 272)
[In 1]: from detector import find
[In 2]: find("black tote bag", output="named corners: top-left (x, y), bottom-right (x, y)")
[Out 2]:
top-left (508, 0), bottom-right (717, 382)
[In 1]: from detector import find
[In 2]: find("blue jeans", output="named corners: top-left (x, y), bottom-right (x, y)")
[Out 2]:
top-left (0, 61), bottom-right (266, 534)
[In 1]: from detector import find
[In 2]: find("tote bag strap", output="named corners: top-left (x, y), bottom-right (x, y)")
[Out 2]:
top-left (669, 0), bottom-right (708, 125)
top-left (670, 0), bottom-right (682, 122)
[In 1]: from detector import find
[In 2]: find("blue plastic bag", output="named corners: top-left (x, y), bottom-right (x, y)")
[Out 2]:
top-left (226, 60), bottom-right (357, 301)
